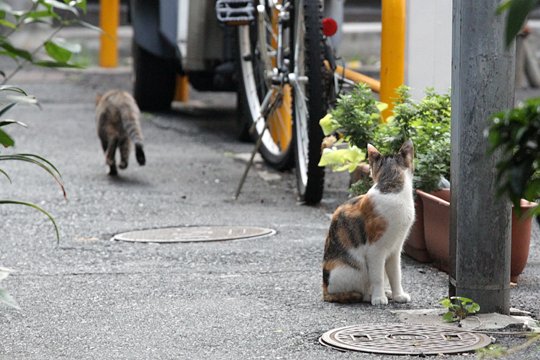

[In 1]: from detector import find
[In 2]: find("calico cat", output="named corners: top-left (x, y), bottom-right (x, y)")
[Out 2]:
top-left (95, 90), bottom-right (146, 176)
top-left (322, 140), bottom-right (415, 305)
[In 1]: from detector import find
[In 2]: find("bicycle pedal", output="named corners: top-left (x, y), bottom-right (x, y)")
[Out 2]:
top-left (216, 0), bottom-right (255, 26)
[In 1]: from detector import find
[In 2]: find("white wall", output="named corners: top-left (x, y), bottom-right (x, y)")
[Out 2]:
top-left (405, 0), bottom-right (452, 100)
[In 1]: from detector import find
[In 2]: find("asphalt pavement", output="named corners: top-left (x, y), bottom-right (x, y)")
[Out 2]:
top-left (0, 23), bottom-right (539, 360)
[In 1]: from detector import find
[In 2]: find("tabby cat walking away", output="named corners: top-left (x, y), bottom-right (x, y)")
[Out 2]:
top-left (96, 90), bottom-right (146, 176)
top-left (322, 140), bottom-right (415, 305)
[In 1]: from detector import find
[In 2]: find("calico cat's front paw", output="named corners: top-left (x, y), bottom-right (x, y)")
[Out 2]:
top-left (393, 293), bottom-right (411, 303)
top-left (371, 295), bottom-right (389, 305)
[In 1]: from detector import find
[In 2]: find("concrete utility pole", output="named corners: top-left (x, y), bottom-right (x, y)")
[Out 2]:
top-left (449, 1), bottom-right (515, 314)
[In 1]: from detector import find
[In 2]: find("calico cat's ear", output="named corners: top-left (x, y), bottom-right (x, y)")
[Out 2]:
top-left (398, 140), bottom-right (414, 169)
top-left (367, 143), bottom-right (381, 164)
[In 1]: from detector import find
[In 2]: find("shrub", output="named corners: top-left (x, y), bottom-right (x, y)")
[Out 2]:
top-left (319, 85), bottom-right (451, 194)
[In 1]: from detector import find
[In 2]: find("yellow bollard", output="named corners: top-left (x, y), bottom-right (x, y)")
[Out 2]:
top-left (379, 0), bottom-right (406, 120)
top-left (99, 0), bottom-right (119, 68)
top-left (174, 75), bottom-right (190, 102)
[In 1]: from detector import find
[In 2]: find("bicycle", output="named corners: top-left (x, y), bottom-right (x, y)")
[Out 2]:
top-left (221, 0), bottom-right (331, 204)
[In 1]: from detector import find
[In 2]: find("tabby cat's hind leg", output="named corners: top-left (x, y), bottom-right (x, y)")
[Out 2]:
top-left (106, 138), bottom-right (118, 176)
top-left (118, 138), bottom-right (130, 169)
top-left (100, 138), bottom-right (108, 152)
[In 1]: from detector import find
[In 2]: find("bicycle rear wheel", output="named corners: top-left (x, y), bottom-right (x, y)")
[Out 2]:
top-left (290, 0), bottom-right (327, 204)
top-left (237, 2), bottom-right (294, 170)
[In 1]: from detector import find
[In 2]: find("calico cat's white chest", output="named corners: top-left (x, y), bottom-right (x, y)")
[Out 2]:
top-left (370, 187), bottom-right (415, 248)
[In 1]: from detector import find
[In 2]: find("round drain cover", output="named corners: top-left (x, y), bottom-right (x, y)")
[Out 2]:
top-left (320, 323), bottom-right (492, 355)
top-left (113, 226), bottom-right (275, 243)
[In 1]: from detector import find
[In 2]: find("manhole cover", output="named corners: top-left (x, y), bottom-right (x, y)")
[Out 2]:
top-left (320, 323), bottom-right (492, 355)
top-left (113, 226), bottom-right (275, 243)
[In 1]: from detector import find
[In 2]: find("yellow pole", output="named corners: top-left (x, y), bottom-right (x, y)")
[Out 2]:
top-left (99, 0), bottom-right (119, 68)
top-left (174, 75), bottom-right (190, 102)
top-left (379, 0), bottom-right (406, 119)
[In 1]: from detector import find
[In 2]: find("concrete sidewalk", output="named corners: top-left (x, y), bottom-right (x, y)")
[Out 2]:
top-left (0, 63), bottom-right (537, 359)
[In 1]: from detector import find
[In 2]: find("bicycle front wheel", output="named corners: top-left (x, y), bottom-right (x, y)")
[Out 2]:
top-left (290, 0), bottom-right (327, 204)
top-left (237, 3), bottom-right (294, 170)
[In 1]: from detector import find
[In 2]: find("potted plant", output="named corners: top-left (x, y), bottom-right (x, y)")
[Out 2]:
top-left (415, 94), bottom-right (539, 282)
top-left (319, 85), bottom-right (452, 263)
top-left (417, 190), bottom-right (536, 282)
top-left (319, 85), bottom-right (535, 281)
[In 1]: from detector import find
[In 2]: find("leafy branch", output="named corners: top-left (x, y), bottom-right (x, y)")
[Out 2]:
top-left (0, 0), bottom-right (99, 84)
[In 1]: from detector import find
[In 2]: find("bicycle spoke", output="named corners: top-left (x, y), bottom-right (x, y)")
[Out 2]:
top-left (236, 1), bottom-right (294, 170)
top-left (290, 0), bottom-right (327, 203)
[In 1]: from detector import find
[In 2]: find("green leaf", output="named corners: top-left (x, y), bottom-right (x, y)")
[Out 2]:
top-left (22, 10), bottom-right (55, 24)
top-left (453, 296), bottom-right (473, 304)
top-left (44, 40), bottom-right (72, 63)
top-left (0, 287), bottom-right (20, 310)
top-left (0, 200), bottom-right (60, 243)
top-left (68, 0), bottom-right (87, 13)
top-left (5, 94), bottom-right (38, 106)
top-left (0, 85), bottom-right (28, 95)
top-left (0, 42), bottom-right (32, 61)
top-left (0, 128), bottom-right (14, 147)
top-left (319, 113), bottom-right (339, 136)
top-left (0, 102), bottom-right (17, 117)
top-left (0, 168), bottom-right (12, 183)
top-left (17, 153), bottom-right (64, 180)
top-left (497, 0), bottom-right (513, 14)
top-left (0, 120), bottom-right (27, 128)
top-left (32, 60), bottom-right (83, 68)
top-left (0, 19), bottom-right (16, 29)
top-left (318, 146), bottom-right (365, 172)
top-left (504, 0), bottom-right (539, 47)
top-left (442, 312), bottom-right (456, 323)
top-left (0, 267), bottom-right (12, 282)
top-left (376, 101), bottom-right (388, 112)
top-left (53, 38), bottom-right (81, 54)
top-left (467, 303), bottom-right (481, 314)
top-left (440, 298), bottom-right (452, 308)
top-left (0, 268), bottom-right (19, 309)
top-left (75, 20), bottom-right (102, 33)
top-left (42, 0), bottom-right (79, 15)
top-left (0, 154), bottom-right (66, 198)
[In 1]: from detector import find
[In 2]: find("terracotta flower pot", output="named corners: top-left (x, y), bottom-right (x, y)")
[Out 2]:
top-left (403, 190), bottom-right (450, 263)
top-left (403, 200), bottom-right (431, 262)
top-left (417, 189), bottom-right (536, 282)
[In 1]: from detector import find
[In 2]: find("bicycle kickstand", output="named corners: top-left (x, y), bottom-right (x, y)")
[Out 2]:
top-left (234, 87), bottom-right (282, 200)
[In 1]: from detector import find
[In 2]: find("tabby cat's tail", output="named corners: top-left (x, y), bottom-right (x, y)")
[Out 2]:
top-left (135, 143), bottom-right (146, 166)
top-left (121, 109), bottom-right (146, 166)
